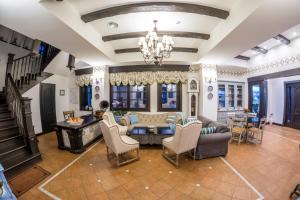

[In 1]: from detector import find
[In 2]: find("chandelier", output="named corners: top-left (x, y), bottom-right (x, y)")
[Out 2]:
top-left (138, 20), bottom-right (174, 65)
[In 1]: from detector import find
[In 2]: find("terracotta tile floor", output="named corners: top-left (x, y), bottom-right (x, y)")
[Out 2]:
top-left (18, 125), bottom-right (300, 200)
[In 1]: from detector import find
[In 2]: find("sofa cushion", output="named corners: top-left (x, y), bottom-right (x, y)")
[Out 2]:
top-left (129, 114), bottom-right (139, 124)
top-left (166, 115), bottom-right (177, 123)
top-left (197, 116), bottom-right (212, 127)
top-left (216, 125), bottom-right (230, 133)
top-left (200, 127), bottom-right (217, 135)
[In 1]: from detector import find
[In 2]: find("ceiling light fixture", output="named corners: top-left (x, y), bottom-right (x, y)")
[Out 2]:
top-left (293, 32), bottom-right (297, 36)
top-left (251, 46), bottom-right (268, 54)
top-left (273, 34), bottom-right (290, 45)
top-left (107, 22), bottom-right (118, 29)
top-left (235, 55), bottom-right (250, 61)
top-left (138, 20), bottom-right (174, 65)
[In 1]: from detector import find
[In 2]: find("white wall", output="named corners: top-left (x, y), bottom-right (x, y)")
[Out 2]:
top-left (0, 41), bottom-right (30, 90)
top-left (198, 65), bottom-right (218, 121)
top-left (267, 75), bottom-right (300, 125)
top-left (22, 74), bottom-right (74, 134)
top-left (22, 51), bottom-right (76, 134)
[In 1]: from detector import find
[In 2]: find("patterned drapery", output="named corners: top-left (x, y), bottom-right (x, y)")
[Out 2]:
top-left (75, 75), bottom-right (93, 86)
top-left (110, 71), bottom-right (188, 86)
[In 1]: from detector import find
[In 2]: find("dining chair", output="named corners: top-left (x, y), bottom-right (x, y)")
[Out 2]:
top-left (230, 118), bottom-right (247, 145)
top-left (162, 121), bottom-right (202, 168)
top-left (100, 120), bottom-right (139, 167)
top-left (290, 183), bottom-right (300, 199)
top-left (247, 117), bottom-right (267, 144)
top-left (102, 111), bottom-right (127, 135)
top-left (63, 111), bottom-right (74, 120)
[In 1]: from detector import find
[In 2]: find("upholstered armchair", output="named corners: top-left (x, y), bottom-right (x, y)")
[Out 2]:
top-left (100, 120), bottom-right (139, 167)
top-left (162, 121), bottom-right (202, 167)
top-left (102, 111), bottom-right (127, 135)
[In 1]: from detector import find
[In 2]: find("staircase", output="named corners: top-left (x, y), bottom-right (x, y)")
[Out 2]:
top-left (6, 43), bottom-right (60, 94)
top-left (0, 43), bottom-right (60, 179)
top-left (0, 91), bottom-right (41, 179)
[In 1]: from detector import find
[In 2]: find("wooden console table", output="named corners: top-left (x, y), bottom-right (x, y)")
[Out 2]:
top-left (55, 115), bottom-right (102, 154)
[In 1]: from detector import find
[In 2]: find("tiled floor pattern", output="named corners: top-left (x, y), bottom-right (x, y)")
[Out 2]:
top-left (18, 125), bottom-right (300, 200)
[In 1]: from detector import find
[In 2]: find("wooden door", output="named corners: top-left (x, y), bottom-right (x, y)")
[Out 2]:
top-left (285, 82), bottom-right (300, 129)
top-left (40, 83), bottom-right (56, 133)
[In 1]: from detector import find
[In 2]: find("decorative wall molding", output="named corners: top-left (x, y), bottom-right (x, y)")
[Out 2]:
top-left (217, 69), bottom-right (247, 77)
top-left (247, 53), bottom-right (300, 76)
top-left (217, 53), bottom-right (300, 82)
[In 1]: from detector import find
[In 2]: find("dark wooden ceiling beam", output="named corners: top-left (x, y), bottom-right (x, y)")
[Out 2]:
top-left (81, 2), bottom-right (230, 23)
top-left (102, 31), bottom-right (210, 42)
top-left (115, 47), bottom-right (198, 54)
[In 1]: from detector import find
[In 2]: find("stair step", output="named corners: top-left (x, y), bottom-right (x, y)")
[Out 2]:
top-left (0, 112), bottom-right (11, 119)
top-left (1, 147), bottom-right (41, 180)
top-left (0, 125), bottom-right (19, 138)
top-left (0, 104), bottom-right (8, 108)
top-left (0, 135), bottom-right (22, 143)
top-left (0, 118), bottom-right (15, 127)
top-left (0, 137), bottom-right (26, 156)
top-left (0, 107), bottom-right (8, 112)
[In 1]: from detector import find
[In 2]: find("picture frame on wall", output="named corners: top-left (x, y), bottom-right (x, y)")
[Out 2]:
top-left (60, 89), bottom-right (65, 96)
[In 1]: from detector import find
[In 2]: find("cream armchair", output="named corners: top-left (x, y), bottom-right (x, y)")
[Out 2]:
top-left (102, 111), bottom-right (127, 135)
top-left (100, 120), bottom-right (139, 167)
top-left (162, 121), bottom-right (202, 168)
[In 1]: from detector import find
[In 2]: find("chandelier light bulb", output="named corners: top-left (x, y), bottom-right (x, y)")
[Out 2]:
top-left (138, 20), bottom-right (174, 65)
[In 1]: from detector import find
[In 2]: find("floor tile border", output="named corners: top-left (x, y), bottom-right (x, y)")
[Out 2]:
top-left (37, 139), bottom-right (264, 200)
top-left (220, 157), bottom-right (264, 200)
top-left (38, 140), bottom-right (102, 200)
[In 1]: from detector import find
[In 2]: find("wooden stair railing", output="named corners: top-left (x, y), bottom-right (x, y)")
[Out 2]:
top-left (5, 44), bottom-right (60, 90)
top-left (5, 73), bottom-right (39, 154)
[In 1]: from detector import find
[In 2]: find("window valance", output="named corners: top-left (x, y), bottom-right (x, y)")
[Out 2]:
top-left (110, 71), bottom-right (188, 86)
top-left (75, 75), bottom-right (93, 86)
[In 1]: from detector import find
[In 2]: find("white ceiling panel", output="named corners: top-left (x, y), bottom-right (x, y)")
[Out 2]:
top-left (92, 12), bottom-right (221, 36)
top-left (68, 0), bottom-right (236, 15)
top-left (108, 37), bottom-right (203, 49)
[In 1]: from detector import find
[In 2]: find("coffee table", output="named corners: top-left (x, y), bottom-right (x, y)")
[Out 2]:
top-left (128, 125), bottom-right (175, 145)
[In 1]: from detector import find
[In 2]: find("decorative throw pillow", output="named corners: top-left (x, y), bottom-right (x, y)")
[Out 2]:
top-left (129, 115), bottom-right (139, 124)
top-left (216, 126), bottom-right (229, 133)
top-left (166, 115), bottom-right (177, 124)
top-left (200, 127), bottom-right (217, 134)
top-left (184, 117), bottom-right (198, 125)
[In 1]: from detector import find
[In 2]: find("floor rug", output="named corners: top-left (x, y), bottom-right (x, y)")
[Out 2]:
top-left (8, 165), bottom-right (50, 197)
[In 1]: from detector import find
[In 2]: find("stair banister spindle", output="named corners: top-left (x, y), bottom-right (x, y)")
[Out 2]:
top-left (25, 56), bottom-right (29, 83)
top-left (20, 57), bottom-right (24, 87)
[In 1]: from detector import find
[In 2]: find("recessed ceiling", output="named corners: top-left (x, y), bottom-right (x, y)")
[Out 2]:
top-left (239, 23), bottom-right (300, 60)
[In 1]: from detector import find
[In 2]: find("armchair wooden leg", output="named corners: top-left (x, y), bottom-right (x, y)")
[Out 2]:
top-left (106, 146), bottom-right (110, 159)
top-left (116, 154), bottom-right (120, 167)
top-left (137, 148), bottom-right (140, 160)
top-left (193, 148), bottom-right (197, 160)
top-left (176, 154), bottom-right (179, 168)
